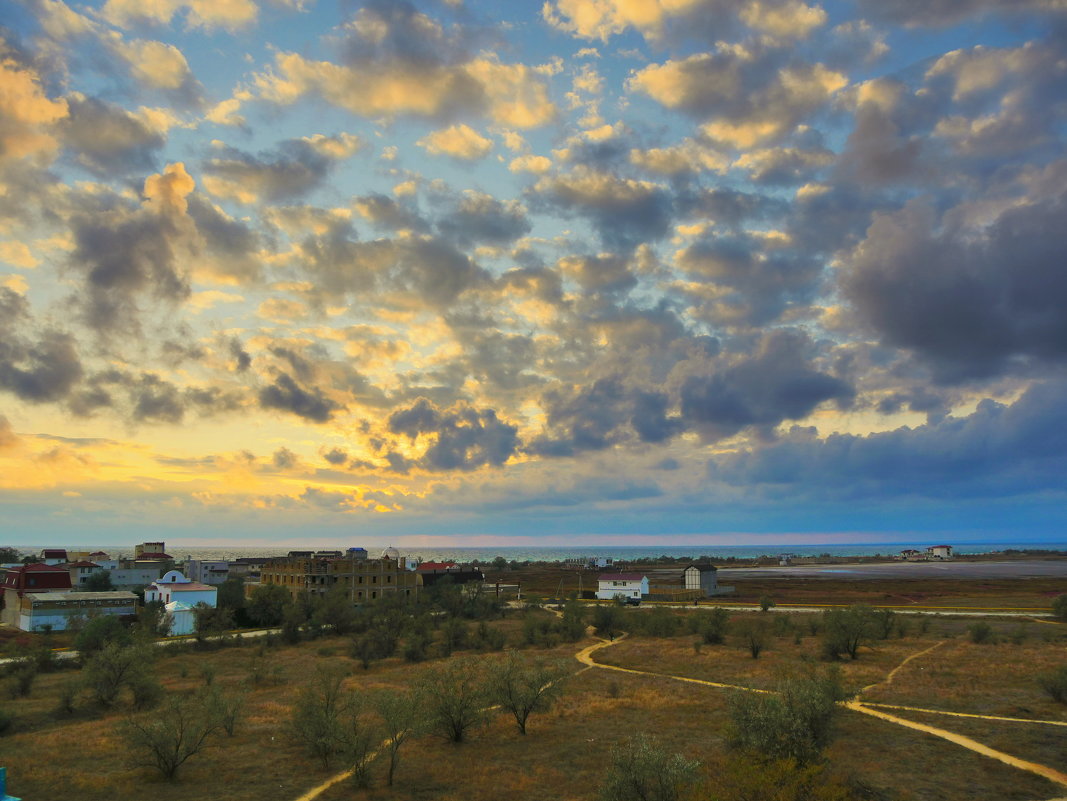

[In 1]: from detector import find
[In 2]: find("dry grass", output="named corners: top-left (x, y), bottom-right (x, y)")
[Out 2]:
top-left (3, 606), bottom-right (1067, 801)
top-left (861, 636), bottom-right (1067, 718)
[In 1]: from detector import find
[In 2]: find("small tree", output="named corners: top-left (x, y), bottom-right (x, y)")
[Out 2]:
top-left (418, 657), bottom-right (488, 743)
top-left (290, 665), bottom-right (353, 769)
top-left (487, 651), bottom-right (569, 735)
top-left (194, 604), bottom-right (234, 642)
top-left (84, 570), bottom-right (114, 592)
top-left (123, 693), bottom-right (222, 780)
top-left (556, 600), bottom-right (587, 642)
top-left (593, 604), bottom-right (623, 639)
top-left (872, 608), bottom-right (896, 640)
top-left (737, 617), bottom-right (769, 659)
top-left (247, 584), bottom-right (292, 627)
top-left (598, 733), bottom-right (700, 801)
top-left (821, 606), bottom-right (874, 660)
top-left (759, 595), bottom-right (775, 613)
top-left (968, 621), bottom-right (994, 644)
top-left (372, 689), bottom-right (424, 786)
top-left (82, 642), bottom-right (158, 708)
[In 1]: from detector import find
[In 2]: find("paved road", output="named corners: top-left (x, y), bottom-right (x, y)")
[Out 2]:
top-left (716, 559), bottom-right (1067, 580)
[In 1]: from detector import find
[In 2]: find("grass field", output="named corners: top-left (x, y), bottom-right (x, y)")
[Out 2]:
top-left (2, 604), bottom-right (1066, 801)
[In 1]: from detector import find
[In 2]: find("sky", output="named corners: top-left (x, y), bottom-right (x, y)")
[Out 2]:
top-left (2, 0), bottom-right (1067, 548)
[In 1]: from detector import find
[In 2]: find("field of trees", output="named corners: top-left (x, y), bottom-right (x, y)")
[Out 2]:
top-left (2, 583), bottom-right (1067, 801)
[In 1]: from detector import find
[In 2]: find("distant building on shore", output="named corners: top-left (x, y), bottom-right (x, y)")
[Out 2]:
top-left (259, 550), bottom-right (419, 603)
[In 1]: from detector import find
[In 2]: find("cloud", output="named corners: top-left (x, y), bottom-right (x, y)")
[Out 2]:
top-left (100, 0), bottom-right (258, 32)
top-left (387, 398), bottom-right (520, 471)
top-left (202, 134), bottom-right (362, 204)
top-left (253, 5), bottom-right (555, 127)
top-left (67, 163), bottom-right (194, 335)
top-left (436, 191), bottom-right (530, 247)
top-left (59, 95), bottom-right (166, 175)
top-left (259, 372), bottom-right (343, 423)
top-left (629, 50), bottom-right (847, 147)
top-left (841, 193), bottom-right (1067, 381)
top-left (0, 45), bottom-right (69, 167)
top-left (509, 154), bottom-right (553, 174)
top-left (855, 0), bottom-right (1067, 27)
top-left (0, 289), bottom-right (83, 403)
top-left (108, 37), bottom-right (198, 93)
top-left (417, 123), bottom-right (492, 160)
top-left (532, 168), bottom-right (673, 250)
top-left (714, 380), bottom-right (1067, 500)
top-left (679, 329), bottom-right (852, 441)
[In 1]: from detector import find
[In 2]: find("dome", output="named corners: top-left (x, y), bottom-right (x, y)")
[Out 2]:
top-left (381, 546), bottom-right (400, 559)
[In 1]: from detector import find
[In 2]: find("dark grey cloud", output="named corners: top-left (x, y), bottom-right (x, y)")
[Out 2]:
top-left (59, 96), bottom-right (164, 176)
top-left (531, 169), bottom-right (674, 251)
top-left (436, 192), bottom-right (530, 247)
top-left (679, 330), bottom-right (853, 441)
top-left (387, 397), bottom-right (519, 471)
top-left (714, 380), bottom-right (1067, 500)
top-left (528, 378), bottom-right (682, 456)
top-left (323, 447), bottom-right (348, 465)
top-left (0, 289), bottom-right (84, 404)
top-left (228, 337), bottom-right (252, 372)
top-left (354, 194), bottom-right (429, 232)
top-left (186, 194), bottom-right (261, 283)
top-left (855, 0), bottom-right (1066, 26)
top-left (203, 136), bottom-right (355, 203)
top-left (676, 234), bottom-right (823, 326)
top-left (273, 447), bottom-right (297, 469)
top-left (68, 200), bottom-right (190, 336)
top-left (842, 193), bottom-right (1067, 381)
top-left (259, 373), bottom-right (343, 423)
top-left (560, 253), bottom-right (637, 295)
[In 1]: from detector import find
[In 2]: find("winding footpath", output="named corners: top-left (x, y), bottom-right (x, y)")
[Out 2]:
top-left (292, 629), bottom-right (1067, 800)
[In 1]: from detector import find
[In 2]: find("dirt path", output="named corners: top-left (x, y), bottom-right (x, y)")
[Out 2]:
top-left (845, 701), bottom-right (1067, 788)
top-left (859, 640), bottom-right (944, 694)
top-left (860, 702), bottom-right (1067, 727)
top-left (579, 635), bottom-right (1067, 791)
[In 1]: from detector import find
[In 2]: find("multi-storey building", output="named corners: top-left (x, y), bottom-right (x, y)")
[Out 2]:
top-left (260, 551), bottom-right (419, 603)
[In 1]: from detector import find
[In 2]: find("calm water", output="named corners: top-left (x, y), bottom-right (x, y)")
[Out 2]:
top-left (19, 542), bottom-right (1067, 563)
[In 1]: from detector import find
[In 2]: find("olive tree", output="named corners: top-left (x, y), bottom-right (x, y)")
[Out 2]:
top-left (598, 733), bottom-right (700, 801)
top-left (418, 656), bottom-right (488, 743)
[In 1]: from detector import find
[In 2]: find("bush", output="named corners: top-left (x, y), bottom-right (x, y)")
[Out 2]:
top-left (968, 621), bottom-right (994, 644)
top-left (0, 707), bottom-right (13, 736)
top-left (728, 668), bottom-right (845, 765)
top-left (821, 606), bottom-right (874, 660)
top-left (6, 659), bottom-right (37, 698)
top-left (82, 642), bottom-right (158, 708)
top-left (1038, 666), bottom-right (1067, 704)
top-left (75, 615), bottom-right (132, 654)
top-left (736, 617), bottom-right (769, 659)
top-left (598, 733), bottom-right (699, 801)
top-left (123, 693), bottom-right (223, 780)
top-left (759, 596), bottom-right (775, 613)
top-left (1052, 595), bottom-right (1067, 622)
top-left (486, 651), bottom-right (569, 735)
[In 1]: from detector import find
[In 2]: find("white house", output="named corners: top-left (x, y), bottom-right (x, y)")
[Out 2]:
top-left (145, 571), bottom-right (218, 607)
top-left (596, 573), bottom-right (649, 601)
top-left (926, 545), bottom-right (953, 560)
top-left (16, 591), bottom-right (137, 632)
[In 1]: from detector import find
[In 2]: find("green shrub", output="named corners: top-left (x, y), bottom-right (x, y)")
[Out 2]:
top-left (598, 733), bottom-right (699, 801)
top-left (0, 707), bottom-right (13, 735)
top-left (1052, 595), bottom-right (1067, 622)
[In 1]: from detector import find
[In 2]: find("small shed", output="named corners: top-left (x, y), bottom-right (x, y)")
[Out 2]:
top-left (682, 564), bottom-right (718, 597)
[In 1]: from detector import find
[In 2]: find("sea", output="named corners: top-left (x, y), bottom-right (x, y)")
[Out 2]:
top-left (18, 542), bottom-right (1067, 563)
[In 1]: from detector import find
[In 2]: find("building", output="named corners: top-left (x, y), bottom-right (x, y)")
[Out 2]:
top-left (260, 552), bottom-right (419, 603)
top-left (185, 559), bottom-right (230, 585)
top-left (419, 569), bottom-right (484, 588)
top-left (163, 601), bottom-right (197, 636)
top-left (899, 549), bottom-right (924, 561)
top-left (381, 547), bottom-right (418, 571)
top-left (107, 567), bottom-right (165, 589)
top-left (415, 561), bottom-right (458, 574)
top-left (145, 571), bottom-right (218, 607)
top-left (1, 564), bottom-right (72, 627)
top-left (135, 542), bottom-right (169, 559)
top-left (926, 545), bottom-right (953, 560)
top-left (682, 564), bottom-right (719, 597)
top-left (596, 573), bottom-right (649, 601)
top-left (40, 549), bottom-right (68, 565)
top-left (62, 560), bottom-right (104, 588)
top-left (14, 591), bottom-right (137, 632)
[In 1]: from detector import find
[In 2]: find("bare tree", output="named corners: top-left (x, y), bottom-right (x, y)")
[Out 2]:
top-left (418, 657), bottom-right (488, 743)
top-left (487, 651), bottom-right (569, 735)
top-left (123, 693), bottom-right (222, 780)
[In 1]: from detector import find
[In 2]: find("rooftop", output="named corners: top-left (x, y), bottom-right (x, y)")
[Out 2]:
top-left (30, 591), bottom-right (137, 602)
